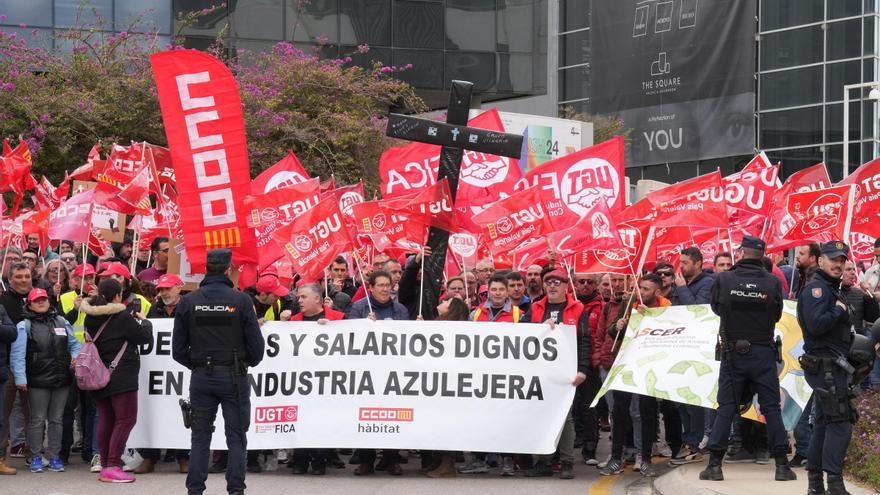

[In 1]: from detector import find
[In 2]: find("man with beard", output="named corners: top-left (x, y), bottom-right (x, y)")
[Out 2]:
top-left (600, 274), bottom-right (669, 478)
top-left (137, 237), bottom-right (169, 285)
top-left (797, 242), bottom-right (858, 495)
top-left (573, 273), bottom-right (604, 464)
top-left (653, 262), bottom-right (675, 300)
top-left (670, 248), bottom-right (714, 466)
top-left (137, 274), bottom-right (189, 474)
top-left (791, 243), bottom-right (820, 299)
top-left (599, 274), bottom-right (612, 301)
top-left (525, 264), bottom-right (545, 302)
top-left (248, 274), bottom-right (295, 324)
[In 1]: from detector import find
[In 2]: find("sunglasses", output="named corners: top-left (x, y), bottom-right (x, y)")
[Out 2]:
top-left (545, 279), bottom-right (564, 287)
top-left (658, 272), bottom-right (674, 277)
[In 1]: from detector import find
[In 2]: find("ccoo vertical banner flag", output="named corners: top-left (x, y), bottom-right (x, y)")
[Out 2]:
top-left (150, 50), bottom-right (257, 272)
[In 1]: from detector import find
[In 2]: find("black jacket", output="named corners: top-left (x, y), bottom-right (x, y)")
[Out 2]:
top-left (82, 299), bottom-right (153, 401)
top-left (0, 305), bottom-right (16, 381)
top-left (148, 298), bottom-right (179, 319)
top-left (172, 275), bottom-right (265, 369)
top-left (0, 288), bottom-right (29, 324)
top-left (21, 309), bottom-right (74, 389)
top-left (397, 255), bottom-right (421, 320)
top-left (710, 258), bottom-right (783, 344)
top-left (797, 269), bottom-right (852, 356)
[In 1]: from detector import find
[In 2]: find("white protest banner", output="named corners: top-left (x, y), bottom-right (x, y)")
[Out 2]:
top-left (592, 303), bottom-right (811, 430)
top-left (129, 319), bottom-right (577, 453)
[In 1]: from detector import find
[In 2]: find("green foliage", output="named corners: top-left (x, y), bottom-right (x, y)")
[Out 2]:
top-left (0, 3), bottom-right (425, 191)
top-left (846, 389), bottom-right (880, 491)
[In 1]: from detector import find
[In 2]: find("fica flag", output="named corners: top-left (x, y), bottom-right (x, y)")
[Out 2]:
top-left (151, 50), bottom-right (257, 272)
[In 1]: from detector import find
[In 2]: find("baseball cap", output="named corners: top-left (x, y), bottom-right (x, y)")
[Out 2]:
top-left (156, 273), bottom-right (184, 289)
top-left (543, 269), bottom-right (570, 284)
top-left (821, 241), bottom-right (849, 260)
top-left (207, 248), bottom-right (232, 267)
top-left (27, 288), bottom-right (48, 302)
top-left (256, 275), bottom-right (289, 297)
top-left (72, 264), bottom-right (96, 277)
top-left (99, 262), bottom-right (131, 280)
top-left (740, 235), bottom-right (766, 251)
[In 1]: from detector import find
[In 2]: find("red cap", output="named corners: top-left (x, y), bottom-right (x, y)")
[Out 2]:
top-left (72, 264), bottom-right (96, 277)
top-left (99, 262), bottom-right (131, 280)
top-left (156, 273), bottom-right (184, 289)
top-left (256, 275), bottom-right (289, 297)
top-left (27, 288), bottom-right (48, 302)
top-left (543, 269), bottom-right (570, 283)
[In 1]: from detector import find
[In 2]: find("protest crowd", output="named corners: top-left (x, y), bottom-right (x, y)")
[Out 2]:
top-left (0, 51), bottom-right (877, 495)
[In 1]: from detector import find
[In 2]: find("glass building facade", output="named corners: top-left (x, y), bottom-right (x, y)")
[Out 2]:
top-left (0, 0), bottom-right (548, 109)
top-left (557, 0), bottom-right (880, 184)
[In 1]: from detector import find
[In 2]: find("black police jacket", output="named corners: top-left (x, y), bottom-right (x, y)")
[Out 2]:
top-left (797, 268), bottom-right (852, 356)
top-left (710, 258), bottom-right (783, 344)
top-left (172, 274), bottom-right (265, 370)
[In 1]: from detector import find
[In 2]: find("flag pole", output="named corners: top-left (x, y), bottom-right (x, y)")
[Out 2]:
top-left (0, 239), bottom-right (9, 291)
top-left (418, 245), bottom-right (425, 318)
top-left (79, 242), bottom-right (88, 297)
top-left (352, 250), bottom-right (373, 315)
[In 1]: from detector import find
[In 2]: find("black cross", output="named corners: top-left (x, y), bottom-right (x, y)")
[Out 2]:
top-left (385, 80), bottom-right (523, 319)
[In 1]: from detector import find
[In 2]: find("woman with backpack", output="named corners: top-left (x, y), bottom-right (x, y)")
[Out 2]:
top-left (80, 278), bottom-right (152, 483)
top-left (9, 288), bottom-right (81, 473)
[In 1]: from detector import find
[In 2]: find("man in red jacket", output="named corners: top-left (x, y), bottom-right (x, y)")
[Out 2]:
top-left (287, 284), bottom-right (343, 476)
top-left (469, 275), bottom-right (521, 323)
top-left (290, 284), bottom-right (345, 323)
top-left (522, 269), bottom-right (591, 480)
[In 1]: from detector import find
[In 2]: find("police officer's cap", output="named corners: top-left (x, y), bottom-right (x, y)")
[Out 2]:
top-left (740, 235), bottom-right (765, 251)
top-left (206, 248), bottom-right (232, 267)
top-left (820, 241), bottom-right (849, 260)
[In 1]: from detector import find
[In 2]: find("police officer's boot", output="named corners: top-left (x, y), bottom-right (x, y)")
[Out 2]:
top-left (806, 470), bottom-right (825, 495)
top-left (825, 474), bottom-right (852, 495)
top-left (698, 450), bottom-right (724, 481)
top-left (773, 454), bottom-right (796, 481)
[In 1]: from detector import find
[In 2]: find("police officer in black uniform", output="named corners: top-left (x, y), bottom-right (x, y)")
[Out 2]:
top-left (700, 236), bottom-right (796, 482)
top-left (797, 241), bottom-right (856, 495)
top-left (172, 249), bottom-right (265, 495)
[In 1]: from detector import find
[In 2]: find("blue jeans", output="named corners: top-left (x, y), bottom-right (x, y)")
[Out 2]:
top-left (870, 358), bottom-right (880, 386)
top-left (677, 403), bottom-right (705, 447)
top-left (186, 371), bottom-right (251, 494)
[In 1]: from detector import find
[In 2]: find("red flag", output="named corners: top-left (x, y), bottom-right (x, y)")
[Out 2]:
top-left (330, 182), bottom-right (365, 217)
top-left (495, 237), bottom-right (550, 272)
top-left (448, 232), bottom-right (482, 269)
top-left (251, 150), bottom-right (311, 194)
top-left (781, 184), bottom-right (856, 245)
top-left (273, 197), bottom-right (352, 283)
top-left (20, 209), bottom-right (50, 252)
top-left (243, 178), bottom-right (321, 270)
top-left (692, 228), bottom-right (732, 268)
top-left (647, 171), bottom-right (729, 227)
top-left (106, 142), bottom-right (145, 176)
top-left (402, 179), bottom-right (456, 232)
top-left (651, 226), bottom-right (696, 271)
top-left (151, 50), bottom-right (258, 271)
top-left (71, 144), bottom-right (104, 180)
top-left (33, 174), bottom-right (69, 211)
top-left (471, 187), bottom-right (553, 256)
top-left (521, 136), bottom-right (626, 230)
top-left (94, 165), bottom-right (152, 215)
top-left (839, 158), bottom-right (880, 260)
top-left (546, 199), bottom-right (622, 256)
top-left (765, 163), bottom-right (832, 252)
top-left (351, 200), bottom-right (427, 245)
top-left (49, 190), bottom-right (94, 242)
top-left (723, 153), bottom-right (779, 218)
top-left (146, 143), bottom-right (176, 190)
top-left (320, 177), bottom-right (336, 196)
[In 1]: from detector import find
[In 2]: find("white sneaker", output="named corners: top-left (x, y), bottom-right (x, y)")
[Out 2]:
top-left (90, 454), bottom-right (102, 473)
top-left (275, 449), bottom-right (289, 463)
top-left (633, 454), bottom-right (643, 471)
top-left (597, 454), bottom-right (613, 469)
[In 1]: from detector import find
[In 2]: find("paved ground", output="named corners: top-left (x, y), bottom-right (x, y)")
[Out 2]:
top-left (0, 449), bottom-right (649, 495)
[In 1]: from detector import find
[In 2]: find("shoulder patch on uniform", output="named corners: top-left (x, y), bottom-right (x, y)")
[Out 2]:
top-left (812, 287), bottom-right (822, 298)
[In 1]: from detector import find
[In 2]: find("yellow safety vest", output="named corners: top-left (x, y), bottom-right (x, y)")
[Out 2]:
top-left (60, 291), bottom-right (87, 343)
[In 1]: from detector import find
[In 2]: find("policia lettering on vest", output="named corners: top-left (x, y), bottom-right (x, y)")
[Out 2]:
top-left (172, 249), bottom-right (265, 495)
top-left (701, 235), bottom-right (796, 483)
